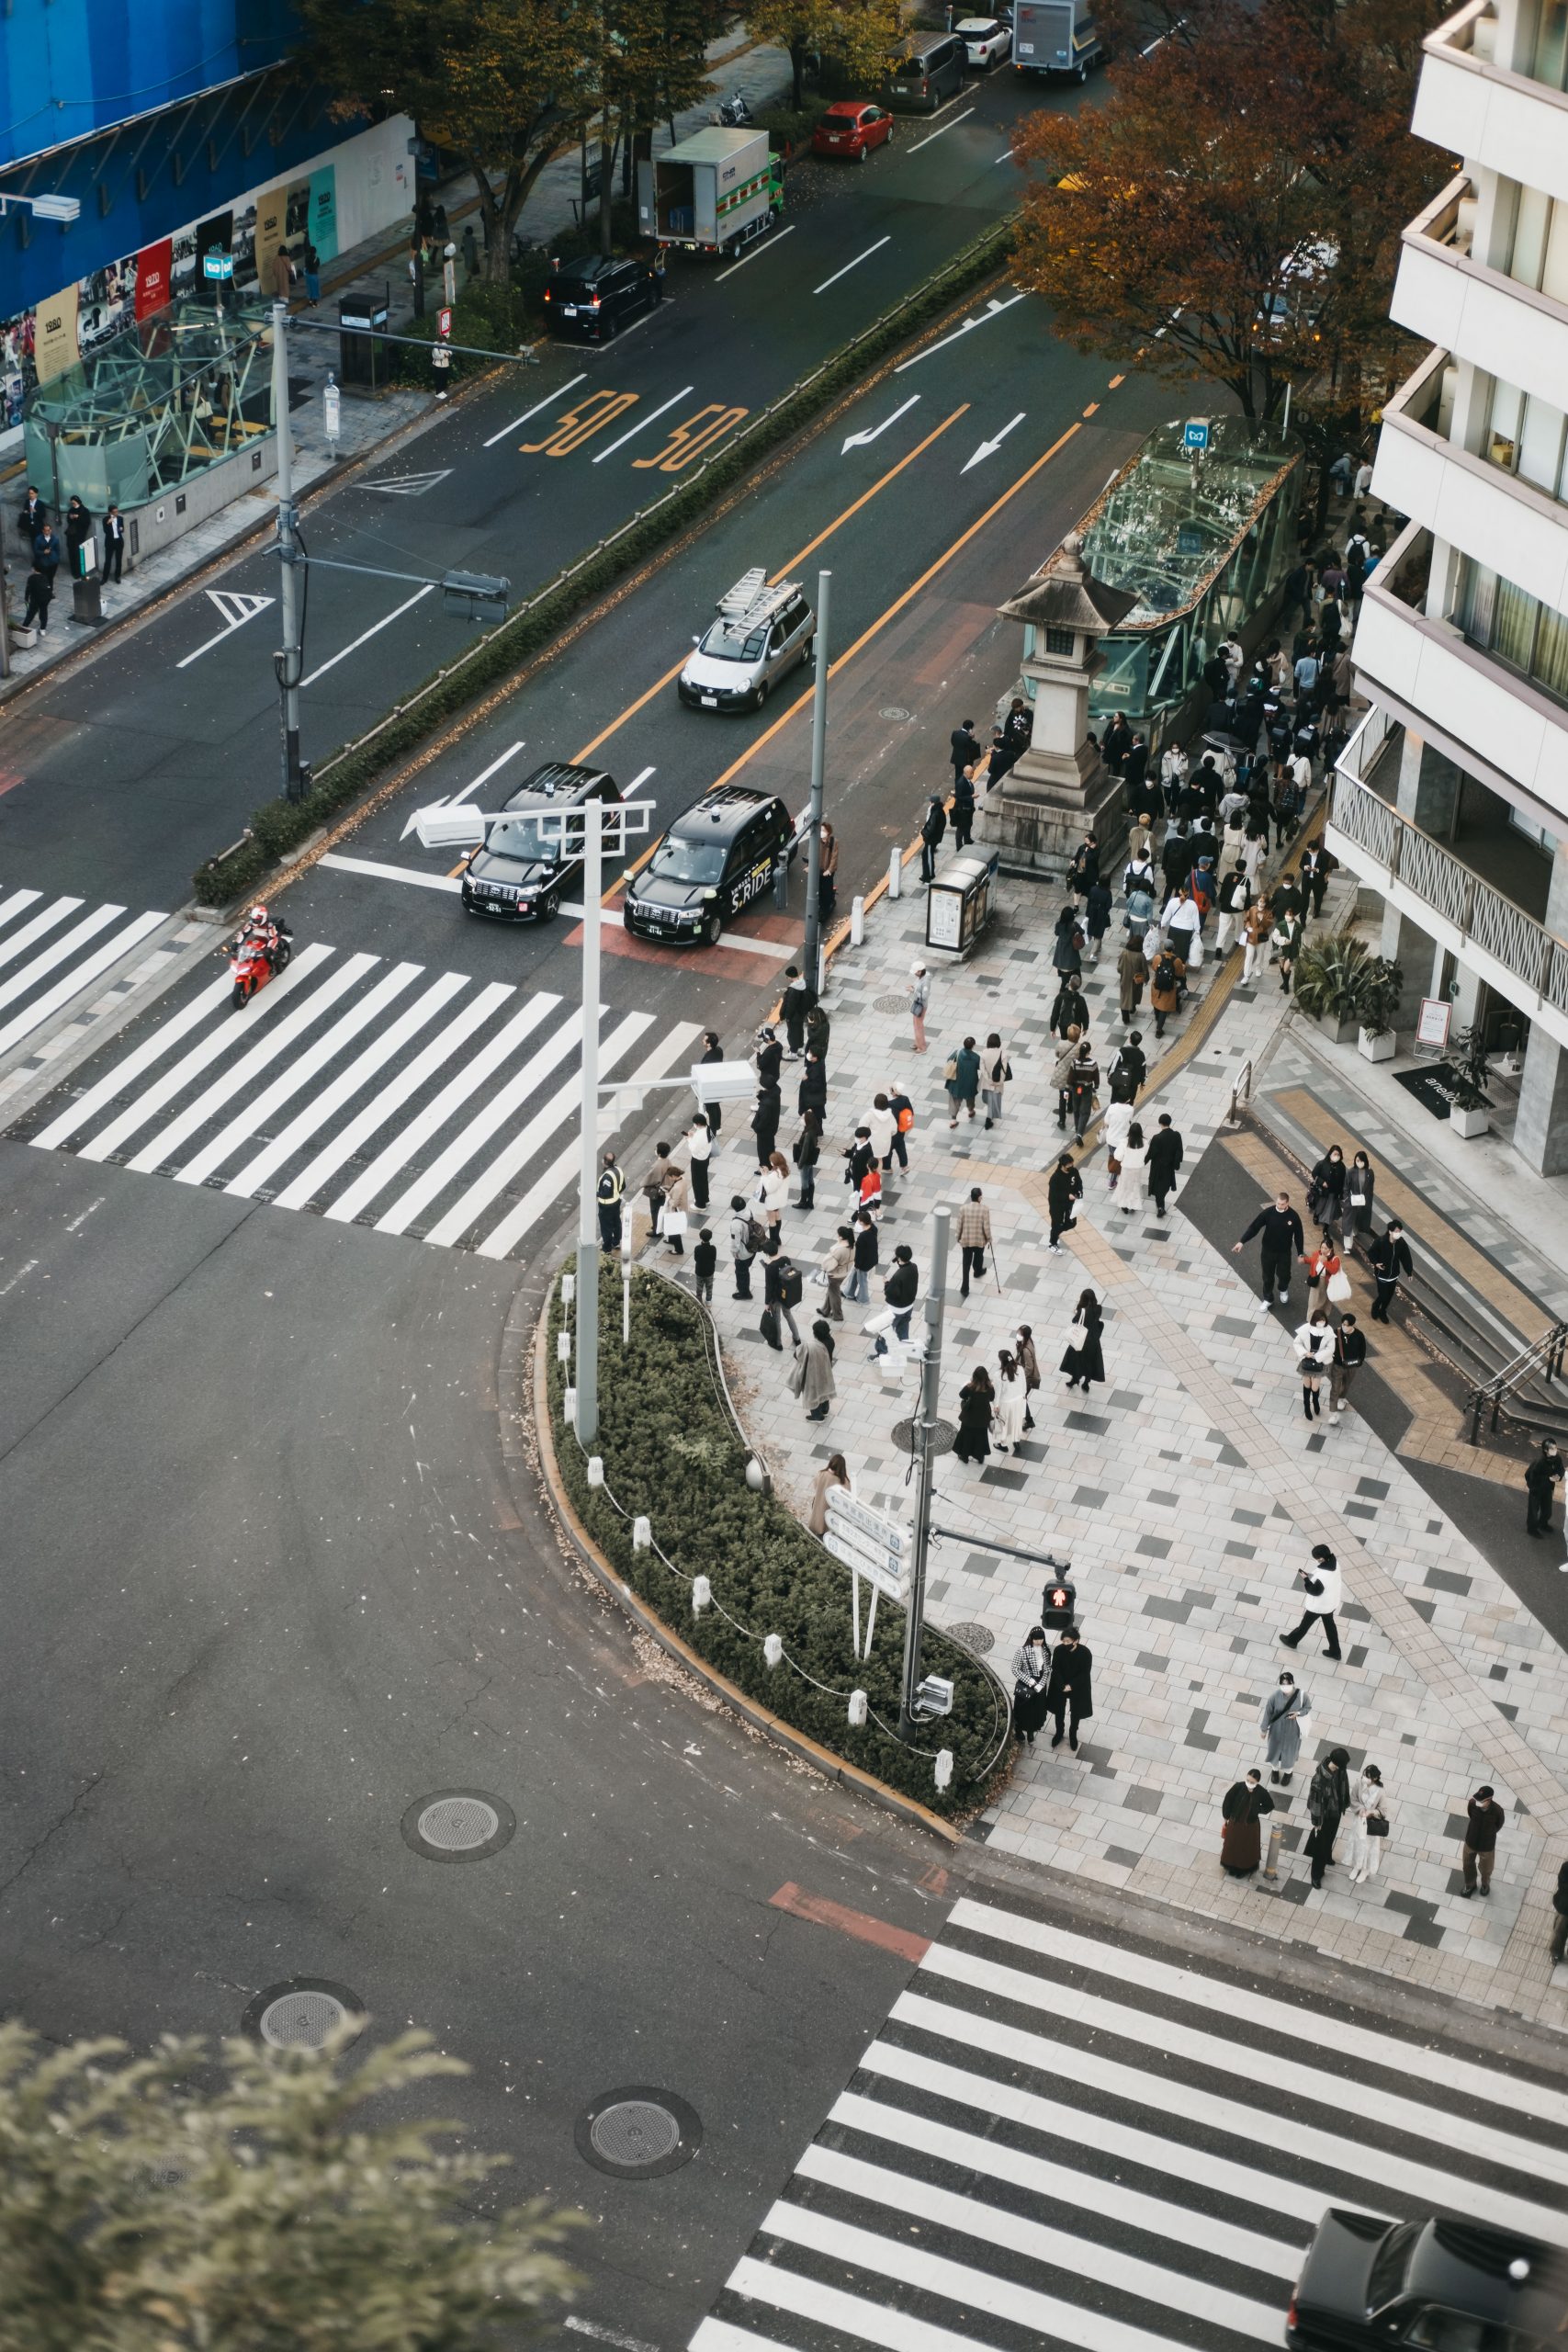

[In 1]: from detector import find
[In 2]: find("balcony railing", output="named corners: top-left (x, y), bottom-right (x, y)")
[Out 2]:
top-left (1329, 760), bottom-right (1568, 1015)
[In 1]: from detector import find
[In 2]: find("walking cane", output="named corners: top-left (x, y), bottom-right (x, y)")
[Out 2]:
top-left (990, 1240), bottom-right (1003, 1295)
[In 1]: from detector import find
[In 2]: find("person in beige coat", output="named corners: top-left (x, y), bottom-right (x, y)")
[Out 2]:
top-left (645, 1143), bottom-right (687, 1254)
top-left (821, 1227), bottom-right (853, 1322)
top-left (808, 1453), bottom-right (851, 1535)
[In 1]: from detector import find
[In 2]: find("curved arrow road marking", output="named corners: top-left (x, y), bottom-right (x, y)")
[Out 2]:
top-left (841, 394), bottom-right (919, 457)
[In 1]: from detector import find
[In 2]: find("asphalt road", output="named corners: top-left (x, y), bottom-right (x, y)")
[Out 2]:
top-left (0, 1135), bottom-right (955, 2350)
top-left (1, 63), bottom-right (1081, 910)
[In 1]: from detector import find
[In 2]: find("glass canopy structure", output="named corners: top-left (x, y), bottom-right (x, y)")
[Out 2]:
top-left (1057, 414), bottom-right (1303, 743)
top-left (23, 295), bottom-right (275, 515)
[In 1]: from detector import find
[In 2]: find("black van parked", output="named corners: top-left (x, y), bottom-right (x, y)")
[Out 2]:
top-left (542, 255), bottom-right (657, 342)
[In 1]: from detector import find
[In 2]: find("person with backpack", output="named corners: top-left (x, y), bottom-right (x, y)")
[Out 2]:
top-left (887, 1086), bottom-right (915, 1171)
top-left (981, 1033), bottom-right (1010, 1130)
top-left (729, 1193), bottom-right (758, 1299)
top-left (1214, 862), bottom-right (1251, 956)
top-left (1050, 979), bottom-right (1090, 1041)
top-left (1109, 1032), bottom-right (1146, 1102)
top-left (762, 1250), bottom-right (805, 1347)
top-left (1149, 943), bottom-right (1186, 1039)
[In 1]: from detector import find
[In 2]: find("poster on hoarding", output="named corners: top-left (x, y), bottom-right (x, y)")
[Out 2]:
top-left (34, 285), bottom-right (80, 384)
top-left (309, 166), bottom-right (338, 263)
top-left (135, 239), bottom-right (173, 319)
top-left (253, 187), bottom-right (291, 296)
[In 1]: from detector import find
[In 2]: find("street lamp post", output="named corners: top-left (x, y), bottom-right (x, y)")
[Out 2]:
top-left (270, 300), bottom-right (306, 804)
top-left (801, 568), bottom-right (831, 995)
top-left (899, 1202), bottom-right (952, 1739)
top-left (576, 798), bottom-right (605, 1446)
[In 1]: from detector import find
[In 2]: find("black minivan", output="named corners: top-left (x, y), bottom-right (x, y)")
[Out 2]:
top-left (886, 32), bottom-right (966, 108)
top-left (542, 255), bottom-right (657, 343)
top-left (461, 762), bottom-right (621, 923)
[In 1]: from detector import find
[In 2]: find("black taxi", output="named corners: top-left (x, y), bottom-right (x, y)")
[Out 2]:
top-left (623, 783), bottom-right (795, 947)
top-left (461, 762), bottom-right (620, 922)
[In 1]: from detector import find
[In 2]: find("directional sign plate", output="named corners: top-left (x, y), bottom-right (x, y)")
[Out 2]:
top-left (823, 1530), bottom-right (906, 1601)
top-left (828, 1487), bottom-right (913, 1557)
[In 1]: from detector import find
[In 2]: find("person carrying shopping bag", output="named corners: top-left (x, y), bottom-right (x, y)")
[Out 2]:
top-left (1292, 1311), bottom-right (1336, 1421)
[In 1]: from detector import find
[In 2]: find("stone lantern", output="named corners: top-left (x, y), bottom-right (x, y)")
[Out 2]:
top-left (976, 534), bottom-right (1136, 877)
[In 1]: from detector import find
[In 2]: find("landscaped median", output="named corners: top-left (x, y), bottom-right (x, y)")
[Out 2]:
top-left (192, 215), bottom-right (1018, 910)
top-left (540, 1263), bottom-right (1012, 1825)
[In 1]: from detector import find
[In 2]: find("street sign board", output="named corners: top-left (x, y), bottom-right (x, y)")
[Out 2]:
top-left (1182, 417), bottom-right (1211, 453)
top-left (823, 1530), bottom-right (905, 1602)
top-left (322, 380), bottom-right (341, 443)
top-left (203, 250), bottom-right (234, 281)
top-left (438, 306), bottom-right (453, 338)
top-left (688, 1057), bottom-right (754, 1102)
top-left (825, 1513), bottom-right (904, 1578)
top-left (828, 1487), bottom-right (913, 1557)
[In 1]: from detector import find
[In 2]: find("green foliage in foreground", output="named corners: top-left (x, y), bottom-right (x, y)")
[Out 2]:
top-left (547, 1268), bottom-right (1010, 1815)
top-left (0, 2020), bottom-right (582, 2351)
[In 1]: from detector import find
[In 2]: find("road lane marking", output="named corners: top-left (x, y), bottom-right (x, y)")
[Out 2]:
top-left (483, 373), bottom-right (586, 447)
top-left (299, 584), bottom-right (434, 689)
top-left (636, 401), bottom-right (749, 470)
top-left (716, 225), bottom-right (795, 281)
top-left (0, 902), bottom-right (118, 1006)
top-left (591, 385), bottom-right (694, 463)
top-left (0, 895), bottom-right (82, 971)
top-left (176, 589), bottom-right (276, 669)
top-left (32, 970), bottom-right (238, 1151)
top-left (362, 469), bottom-right (452, 496)
top-left (1083, 400), bottom-right (1100, 415)
top-left (0, 909), bottom-right (167, 1060)
top-left (1109, 370), bottom-right (1126, 385)
top-left (894, 289), bottom-right (1027, 372)
top-left (842, 392), bottom-right (919, 455)
top-left (523, 389), bottom-right (638, 456)
top-left (960, 410), bottom-right (1025, 471)
top-left (814, 235), bottom-right (891, 295)
top-left (570, 405), bottom-right (967, 773)
top-left (907, 105), bottom-right (975, 153)
top-left (321, 854), bottom-right (464, 893)
top-left (401, 739), bottom-right (526, 839)
top-left (0, 888), bottom-right (44, 933)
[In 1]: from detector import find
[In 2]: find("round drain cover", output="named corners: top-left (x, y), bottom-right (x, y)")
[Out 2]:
top-left (242, 1977), bottom-right (365, 2050)
top-left (879, 706), bottom-right (915, 721)
top-left (892, 1416), bottom-right (956, 1456)
top-left (874, 994), bottom-right (911, 1014)
top-left (943, 1620), bottom-right (995, 1655)
top-left (400, 1788), bottom-right (515, 1863)
top-left (575, 2086), bottom-right (702, 2179)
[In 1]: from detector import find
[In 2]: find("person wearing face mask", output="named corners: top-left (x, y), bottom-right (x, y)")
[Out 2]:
top-left (1010, 1625), bottom-right (1051, 1749)
top-left (1258, 1670), bottom-right (1309, 1787)
top-left (1220, 1768), bottom-right (1274, 1878)
top-left (1347, 1762), bottom-right (1390, 1883)
top-left (1303, 1746), bottom-right (1351, 1889)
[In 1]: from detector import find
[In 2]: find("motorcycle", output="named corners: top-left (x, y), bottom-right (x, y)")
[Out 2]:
top-left (716, 92), bottom-right (753, 125)
top-left (221, 925), bottom-right (292, 1009)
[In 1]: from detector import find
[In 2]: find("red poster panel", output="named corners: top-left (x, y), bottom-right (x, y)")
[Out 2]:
top-left (135, 240), bottom-right (173, 319)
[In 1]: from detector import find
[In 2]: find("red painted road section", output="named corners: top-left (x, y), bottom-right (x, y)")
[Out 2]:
top-left (769, 1881), bottom-right (933, 1964)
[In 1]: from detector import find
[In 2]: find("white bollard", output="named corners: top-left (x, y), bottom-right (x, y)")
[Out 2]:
top-left (587, 1455), bottom-right (604, 1488)
top-left (693, 1575), bottom-right (712, 1615)
top-left (848, 1689), bottom-right (868, 1727)
top-left (934, 1748), bottom-right (953, 1792)
top-left (563, 1385), bottom-right (577, 1422)
top-left (850, 894), bottom-right (865, 946)
top-left (557, 1329), bottom-right (571, 1363)
top-left (561, 1272), bottom-right (576, 1307)
top-left (887, 848), bottom-right (902, 901)
top-left (763, 1633), bottom-right (784, 1669)
top-left (632, 1515), bottom-right (651, 1550)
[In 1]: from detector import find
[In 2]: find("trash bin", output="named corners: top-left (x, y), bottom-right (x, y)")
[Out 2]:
top-left (925, 852), bottom-right (997, 961)
top-left (337, 289), bottom-right (391, 394)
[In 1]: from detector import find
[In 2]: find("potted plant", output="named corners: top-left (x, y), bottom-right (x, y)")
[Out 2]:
top-left (1290, 934), bottom-right (1370, 1044)
top-left (1445, 1023), bottom-right (1492, 1137)
top-left (1354, 955), bottom-right (1404, 1062)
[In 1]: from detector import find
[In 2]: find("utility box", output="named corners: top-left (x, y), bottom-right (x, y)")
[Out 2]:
top-left (337, 287), bottom-right (391, 394)
top-left (637, 128), bottom-right (781, 257)
top-left (925, 853), bottom-right (997, 961)
top-left (1012, 0), bottom-right (1104, 77)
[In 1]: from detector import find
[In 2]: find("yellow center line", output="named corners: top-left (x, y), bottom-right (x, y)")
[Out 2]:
top-left (570, 402), bottom-right (971, 774)
top-left (1108, 372), bottom-right (1125, 387)
top-left (1082, 401), bottom-right (1100, 416)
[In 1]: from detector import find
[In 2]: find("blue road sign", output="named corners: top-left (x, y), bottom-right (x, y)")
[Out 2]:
top-left (1182, 417), bottom-right (1211, 453)
top-left (203, 250), bottom-right (234, 281)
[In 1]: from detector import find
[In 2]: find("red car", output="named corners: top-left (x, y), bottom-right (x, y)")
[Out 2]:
top-left (811, 102), bottom-right (895, 162)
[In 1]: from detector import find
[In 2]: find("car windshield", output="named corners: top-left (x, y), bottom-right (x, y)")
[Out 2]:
top-left (483, 815), bottom-right (562, 864)
top-left (651, 835), bottom-right (728, 885)
top-left (700, 618), bottom-right (768, 661)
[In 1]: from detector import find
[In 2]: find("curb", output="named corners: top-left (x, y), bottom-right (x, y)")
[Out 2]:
top-left (521, 1303), bottom-right (962, 1846)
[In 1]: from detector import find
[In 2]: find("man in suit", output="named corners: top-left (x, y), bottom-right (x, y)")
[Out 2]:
top-left (102, 503), bottom-right (127, 583)
top-left (18, 486), bottom-right (46, 547)
top-left (1046, 1626), bottom-right (1093, 1750)
top-left (1145, 1113), bottom-right (1184, 1218)
top-left (949, 718), bottom-right (981, 778)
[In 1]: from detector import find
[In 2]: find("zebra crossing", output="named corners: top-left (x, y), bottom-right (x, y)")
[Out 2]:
top-left (17, 936), bottom-right (704, 1261)
top-left (0, 887), bottom-right (173, 1069)
top-left (693, 1894), bottom-right (1568, 2352)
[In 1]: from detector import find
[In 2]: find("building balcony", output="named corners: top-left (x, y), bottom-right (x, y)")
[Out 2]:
top-left (1328, 732), bottom-right (1568, 1048)
top-left (1392, 175), bottom-right (1568, 415)
top-left (1372, 347), bottom-right (1568, 617)
top-left (1414, 0), bottom-right (1568, 207)
top-left (1351, 522), bottom-right (1568, 828)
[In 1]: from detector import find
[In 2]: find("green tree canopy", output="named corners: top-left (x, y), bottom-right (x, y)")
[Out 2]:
top-left (744, 0), bottom-right (904, 113)
top-left (0, 2020), bottom-right (582, 2351)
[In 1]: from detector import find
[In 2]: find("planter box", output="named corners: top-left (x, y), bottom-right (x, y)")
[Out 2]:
top-left (1450, 1102), bottom-right (1489, 1137)
top-left (1357, 1029), bottom-right (1396, 1062)
top-left (1317, 1013), bottom-right (1359, 1044)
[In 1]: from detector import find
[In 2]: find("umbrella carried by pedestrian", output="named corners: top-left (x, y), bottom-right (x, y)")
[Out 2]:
top-left (1258, 1670), bottom-right (1309, 1786)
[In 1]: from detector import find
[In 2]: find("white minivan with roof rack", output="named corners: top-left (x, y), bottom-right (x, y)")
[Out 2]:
top-left (677, 570), bottom-right (816, 712)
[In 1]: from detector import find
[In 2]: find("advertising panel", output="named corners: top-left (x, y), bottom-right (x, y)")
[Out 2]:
top-left (135, 239), bottom-right (173, 318)
top-left (309, 165), bottom-right (339, 263)
top-left (34, 285), bottom-right (80, 384)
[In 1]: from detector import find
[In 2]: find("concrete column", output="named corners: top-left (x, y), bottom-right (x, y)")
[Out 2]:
top-left (1377, 731), bottom-right (1461, 1018)
top-left (1514, 841), bottom-right (1568, 1174)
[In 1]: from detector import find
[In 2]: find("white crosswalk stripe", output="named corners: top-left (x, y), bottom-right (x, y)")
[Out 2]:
top-left (18, 939), bottom-right (703, 1262)
top-left (0, 891), bottom-right (172, 1068)
top-left (693, 1895), bottom-right (1568, 2352)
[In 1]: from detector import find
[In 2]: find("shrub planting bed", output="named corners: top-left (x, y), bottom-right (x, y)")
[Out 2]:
top-left (546, 1267), bottom-right (1010, 1818)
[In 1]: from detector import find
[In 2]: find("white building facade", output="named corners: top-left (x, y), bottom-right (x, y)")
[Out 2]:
top-left (1326, 0), bottom-right (1568, 1171)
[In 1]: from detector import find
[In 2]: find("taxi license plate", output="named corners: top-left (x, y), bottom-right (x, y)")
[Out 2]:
top-left (701, 694), bottom-right (717, 707)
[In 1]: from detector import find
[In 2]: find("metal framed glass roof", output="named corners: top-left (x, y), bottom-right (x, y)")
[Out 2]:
top-left (1078, 415), bottom-right (1299, 629)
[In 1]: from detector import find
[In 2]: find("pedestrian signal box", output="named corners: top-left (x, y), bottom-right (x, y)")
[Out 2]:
top-left (1041, 1577), bottom-right (1077, 1630)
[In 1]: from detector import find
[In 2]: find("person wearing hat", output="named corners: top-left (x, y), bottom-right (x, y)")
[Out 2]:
top-left (908, 962), bottom-right (930, 1053)
top-left (1460, 1785), bottom-right (1506, 1897)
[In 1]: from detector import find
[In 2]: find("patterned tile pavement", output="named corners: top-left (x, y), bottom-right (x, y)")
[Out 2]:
top-left (646, 850), bottom-right (1568, 2029)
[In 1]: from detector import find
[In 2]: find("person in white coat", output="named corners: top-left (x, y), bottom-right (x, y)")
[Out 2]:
top-left (1118, 1120), bottom-right (1147, 1216)
top-left (994, 1349), bottom-right (1028, 1453)
top-left (1348, 1763), bottom-right (1389, 1882)
top-left (865, 1093), bottom-right (897, 1169)
top-left (1102, 1097), bottom-right (1134, 1194)
top-left (1280, 1544), bottom-right (1343, 1661)
top-left (1293, 1309), bottom-right (1336, 1423)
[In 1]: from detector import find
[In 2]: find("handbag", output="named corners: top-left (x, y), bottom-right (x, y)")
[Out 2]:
top-left (1366, 1813), bottom-right (1389, 1838)
top-left (660, 1207), bottom-right (688, 1238)
top-left (1325, 1269), bottom-right (1352, 1303)
top-left (760, 1306), bottom-right (784, 1351)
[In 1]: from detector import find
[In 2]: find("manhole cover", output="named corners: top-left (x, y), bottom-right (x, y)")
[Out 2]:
top-left (874, 993), bottom-right (910, 1014)
top-left (892, 1416), bottom-right (957, 1456)
top-left (242, 1978), bottom-right (365, 2050)
top-left (400, 1788), bottom-right (515, 1863)
top-left (943, 1621), bottom-right (995, 1655)
top-left (879, 705), bottom-right (915, 721)
top-left (574, 2086), bottom-right (702, 2179)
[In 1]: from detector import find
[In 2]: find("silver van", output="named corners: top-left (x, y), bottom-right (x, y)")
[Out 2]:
top-left (886, 33), bottom-right (966, 109)
top-left (678, 570), bottom-right (815, 712)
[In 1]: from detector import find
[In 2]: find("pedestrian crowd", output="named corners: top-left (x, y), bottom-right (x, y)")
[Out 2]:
top-left (11, 482), bottom-right (130, 638)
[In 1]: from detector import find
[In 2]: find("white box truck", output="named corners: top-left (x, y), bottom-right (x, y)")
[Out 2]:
top-left (1012, 0), bottom-right (1105, 78)
top-left (636, 126), bottom-right (783, 260)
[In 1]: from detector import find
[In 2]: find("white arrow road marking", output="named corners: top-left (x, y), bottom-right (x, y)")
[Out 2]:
top-left (176, 589), bottom-right (276, 669)
top-left (841, 394), bottom-right (920, 456)
top-left (321, 854), bottom-right (466, 893)
top-left (400, 740), bottom-right (526, 840)
top-left (961, 411), bottom-right (1027, 472)
top-left (363, 468), bottom-right (453, 495)
top-left (299, 583), bottom-right (433, 688)
top-left (484, 374), bottom-right (587, 448)
top-left (592, 385), bottom-right (694, 464)
top-left (895, 290), bottom-right (1027, 373)
top-left (815, 235), bottom-right (890, 295)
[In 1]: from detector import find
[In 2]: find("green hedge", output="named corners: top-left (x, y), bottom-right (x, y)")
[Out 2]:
top-left (547, 1268), bottom-right (1010, 1816)
top-left (191, 214), bottom-right (1017, 909)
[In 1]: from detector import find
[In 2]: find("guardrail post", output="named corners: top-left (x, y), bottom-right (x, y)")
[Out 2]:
top-left (1469, 1389), bottom-right (1483, 1445)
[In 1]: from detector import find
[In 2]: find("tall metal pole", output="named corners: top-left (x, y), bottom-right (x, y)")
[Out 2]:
top-left (899, 1203), bottom-right (951, 1738)
top-left (270, 300), bottom-right (305, 803)
top-left (801, 568), bottom-right (831, 995)
top-left (0, 500), bottom-right (12, 679)
top-left (575, 798), bottom-right (604, 1444)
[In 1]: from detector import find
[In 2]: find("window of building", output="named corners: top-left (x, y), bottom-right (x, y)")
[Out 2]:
top-left (1459, 560), bottom-right (1568, 702)
top-left (1044, 625), bottom-right (1076, 655)
top-left (1528, 0), bottom-right (1568, 87)
top-left (1506, 183), bottom-right (1568, 300)
top-left (1481, 377), bottom-right (1568, 498)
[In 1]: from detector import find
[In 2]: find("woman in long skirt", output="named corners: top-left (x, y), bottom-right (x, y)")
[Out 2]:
top-left (994, 1349), bottom-right (1028, 1453)
top-left (1010, 1624), bottom-right (1051, 1748)
top-left (1220, 1770), bottom-right (1275, 1876)
top-left (1014, 1325), bottom-right (1042, 1430)
top-left (954, 1367), bottom-right (994, 1464)
top-left (1061, 1288), bottom-right (1106, 1393)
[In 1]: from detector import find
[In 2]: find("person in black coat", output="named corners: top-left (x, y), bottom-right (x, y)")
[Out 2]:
top-left (763, 1250), bottom-right (805, 1347)
top-left (919, 794), bottom-right (948, 885)
top-left (1366, 1220), bottom-right (1413, 1322)
top-left (1046, 1153), bottom-right (1081, 1251)
top-left (19, 485), bottom-right (46, 546)
top-left (1525, 1440), bottom-right (1564, 1538)
top-left (797, 1050), bottom-right (827, 1117)
top-left (778, 967), bottom-right (813, 1055)
top-left (700, 1031), bottom-right (725, 1137)
top-left (1233, 1189), bottom-right (1304, 1310)
top-left (1061, 1287), bottom-right (1105, 1392)
top-left (754, 1025), bottom-right (784, 1088)
top-left (1307, 1146), bottom-right (1347, 1230)
top-left (1145, 1114), bottom-right (1184, 1218)
top-left (102, 503), bottom-right (127, 582)
top-left (1109, 1035), bottom-right (1145, 1102)
top-left (951, 769), bottom-right (976, 851)
top-left (1049, 982), bottom-right (1089, 1041)
top-left (1046, 1627), bottom-right (1092, 1750)
top-left (750, 1082), bottom-right (781, 1165)
top-left (794, 1107), bottom-right (822, 1210)
top-left (953, 1366), bottom-right (994, 1464)
top-left (949, 719), bottom-right (982, 777)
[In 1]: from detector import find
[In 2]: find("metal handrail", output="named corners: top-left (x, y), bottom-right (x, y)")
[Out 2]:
top-left (1467, 1320), bottom-right (1568, 1442)
top-left (1227, 1060), bottom-right (1253, 1126)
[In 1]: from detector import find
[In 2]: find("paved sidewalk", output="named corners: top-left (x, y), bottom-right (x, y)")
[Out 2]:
top-left (656, 851), bottom-right (1568, 2028)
